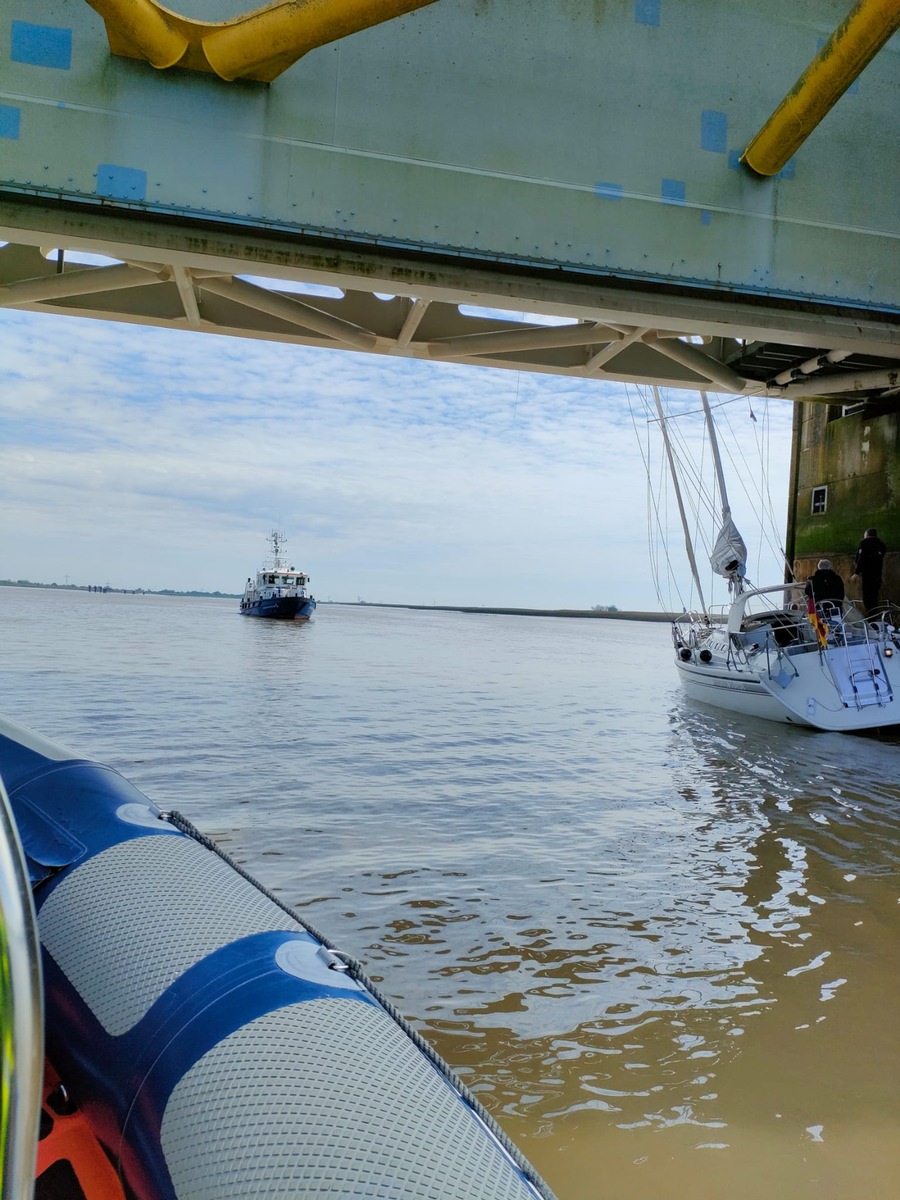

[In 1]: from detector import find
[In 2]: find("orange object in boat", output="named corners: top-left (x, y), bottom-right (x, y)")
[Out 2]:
top-left (35, 1060), bottom-right (126, 1200)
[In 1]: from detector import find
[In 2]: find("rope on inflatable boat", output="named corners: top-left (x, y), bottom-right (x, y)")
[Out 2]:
top-left (163, 810), bottom-right (558, 1200)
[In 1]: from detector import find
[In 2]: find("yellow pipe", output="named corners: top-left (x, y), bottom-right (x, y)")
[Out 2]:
top-left (84, 0), bottom-right (188, 70)
top-left (741, 0), bottom-right (900, 176)
top-left (204, 0), bottom-right (440, 83)
top-left (84, 0), bottom-right (439, 83)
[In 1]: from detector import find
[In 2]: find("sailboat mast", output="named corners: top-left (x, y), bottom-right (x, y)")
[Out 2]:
top-left (652, 386), bottom-right (707, 616)
top-left (699, 391), bottom-right (730, 523)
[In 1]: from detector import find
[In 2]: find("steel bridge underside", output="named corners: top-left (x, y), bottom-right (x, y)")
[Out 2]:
top-left (2, 198), bottom-right (897, 405)
top-left (1, 0), bottom-right (898, 404)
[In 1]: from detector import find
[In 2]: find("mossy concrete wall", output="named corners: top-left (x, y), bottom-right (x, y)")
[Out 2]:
top-left (788, 403), bottom-right (899, 610)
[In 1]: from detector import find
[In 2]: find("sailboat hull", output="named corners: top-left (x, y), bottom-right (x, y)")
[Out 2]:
top-left (675, 634), bottom-right (900, 732)
top-left (675, 659), bottom-right (810, 724)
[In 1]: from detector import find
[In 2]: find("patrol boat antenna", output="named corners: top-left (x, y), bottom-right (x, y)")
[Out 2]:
top-left (268, 529), bottom-right (288, 570)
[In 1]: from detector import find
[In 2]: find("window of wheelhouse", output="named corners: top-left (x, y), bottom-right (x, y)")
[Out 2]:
top-left (811, 486), bottom-right (827, 515)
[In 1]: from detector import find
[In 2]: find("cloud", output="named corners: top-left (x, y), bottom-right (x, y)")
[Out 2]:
top-left (0, 308), bottom-right (794, 609)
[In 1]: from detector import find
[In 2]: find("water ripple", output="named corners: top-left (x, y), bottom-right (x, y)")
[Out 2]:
top-left (3, 590), bottom-right (899, 1200)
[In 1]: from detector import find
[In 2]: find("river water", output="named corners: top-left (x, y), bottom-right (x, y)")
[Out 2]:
top-left (2, 586), bottom-right (898, 1200)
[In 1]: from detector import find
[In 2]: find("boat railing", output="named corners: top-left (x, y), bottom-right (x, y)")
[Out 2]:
top-left (815, 607), bottom-right (898, 708)
top-left (0, 773), bottom-right (43, 1199)
top-left (742, 598), bottom-right (874, 652)
top-left (671, 609), bottom-right (713, 652)
top-left (669, 590), bottom-right (900, 675)
top-left (671, 607), bottom-right (727, 633)
top-left (806, 601), bottom-right (899, 654)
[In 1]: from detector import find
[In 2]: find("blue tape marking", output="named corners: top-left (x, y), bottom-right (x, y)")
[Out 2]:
top-left (635, 0), bottom-right (661, 26)
top-left (701, 110), bottom-right (727, 153)
top-left (11, 21), bottom-right (72, 70)
top-left (728, 149), bottom-right (742, 170)
top-left (0, 105), bottom-right (21, 139)
top-left (594, 182), bottom-right (623, 200)
top-left (661, 178), bottom-right (686, 206)
top-left (97, 164), bottom-right (148, 202)
top-left (700, 210), bottom-right (712, 226)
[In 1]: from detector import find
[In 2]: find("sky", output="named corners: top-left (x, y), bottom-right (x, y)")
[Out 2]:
top-left (0, 303), bottom-right (796, 611)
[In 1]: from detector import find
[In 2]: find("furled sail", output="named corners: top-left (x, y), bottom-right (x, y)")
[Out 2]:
top-left (710, 515), bottom-right (747, 580)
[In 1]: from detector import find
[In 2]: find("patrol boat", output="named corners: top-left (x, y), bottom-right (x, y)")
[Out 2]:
top-left (240, 530), bottom-right (316, 620)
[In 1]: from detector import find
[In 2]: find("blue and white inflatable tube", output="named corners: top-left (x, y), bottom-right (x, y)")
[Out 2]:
top-left (0, 716), bottom-right (555, 1200)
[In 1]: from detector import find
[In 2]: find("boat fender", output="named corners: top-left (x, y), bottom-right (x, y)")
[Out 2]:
top-left (1, 717), bottom-right (556, 1200)
top-left (699, 649), bottom-right (713, 663)
top-left (679, 647), bottom-right (692, 661)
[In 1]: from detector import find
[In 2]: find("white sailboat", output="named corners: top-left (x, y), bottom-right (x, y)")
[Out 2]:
top-left (652, 388), bottom-right (900, 732)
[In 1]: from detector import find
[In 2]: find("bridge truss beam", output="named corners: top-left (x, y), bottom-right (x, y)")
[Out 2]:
top-left (1, 198), bottom-right (898, 405)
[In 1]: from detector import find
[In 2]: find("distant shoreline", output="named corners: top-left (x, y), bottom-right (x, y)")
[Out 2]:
top-left (1, 583), bottom-right (677, 621)
top-left (0, 580), bottom-right (241, 599)
top-left (339, 602), bottom-right (678, 622)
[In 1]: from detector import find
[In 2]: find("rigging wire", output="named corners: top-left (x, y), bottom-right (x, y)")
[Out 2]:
top-left (715, 401), bottom-right (787, 578)
top-left (648, 390), bottom-right (722, 604)
top-left (631, 382), bottom-right (791, 614)
top-left (626, 384), bottom-right (691, 614)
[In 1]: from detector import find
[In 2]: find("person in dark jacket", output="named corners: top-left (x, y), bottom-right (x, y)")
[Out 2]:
top-left (806, 559), bottom-right (845, 606)
top-left (852, 528), bottom-right (887, 614)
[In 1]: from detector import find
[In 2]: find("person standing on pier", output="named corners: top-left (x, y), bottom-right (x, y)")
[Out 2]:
top-left (851, 528), bottom-right (887, 615)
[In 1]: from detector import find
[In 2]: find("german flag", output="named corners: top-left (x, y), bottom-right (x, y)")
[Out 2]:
top-left (806, 593), bottom-right (828, 648)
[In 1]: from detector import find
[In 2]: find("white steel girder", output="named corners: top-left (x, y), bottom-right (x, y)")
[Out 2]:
top-left (1, 202), bottom-right (898, 403)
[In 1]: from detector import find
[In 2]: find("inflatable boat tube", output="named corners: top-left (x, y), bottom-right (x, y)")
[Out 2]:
top-left (0, 716), bottom-right (554, 1200)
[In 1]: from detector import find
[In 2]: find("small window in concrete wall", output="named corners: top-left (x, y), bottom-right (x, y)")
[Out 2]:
top-left (811, 486), bottom-right (828, 514)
